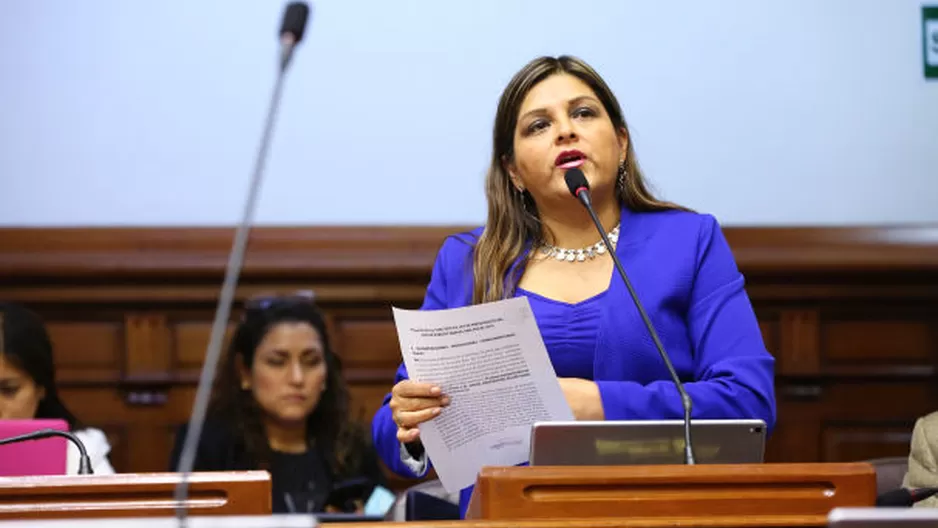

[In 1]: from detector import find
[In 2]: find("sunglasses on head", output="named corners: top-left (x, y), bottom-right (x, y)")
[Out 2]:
top-left (243, 290), bottom-right (316, 311)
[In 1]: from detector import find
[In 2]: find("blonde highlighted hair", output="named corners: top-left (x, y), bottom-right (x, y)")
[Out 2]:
top-left (472, 55), bottom-right (688, 305)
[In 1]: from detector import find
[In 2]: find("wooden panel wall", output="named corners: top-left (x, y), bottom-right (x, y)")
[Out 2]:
top-left (1, 225), bottom-right (937, 482)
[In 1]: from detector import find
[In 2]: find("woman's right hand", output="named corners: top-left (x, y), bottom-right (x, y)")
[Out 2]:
top-left (389, 380), bottom-right (450, 444)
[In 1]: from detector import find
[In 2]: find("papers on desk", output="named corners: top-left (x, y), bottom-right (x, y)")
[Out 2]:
top-left (392, 296), bottom-right (574, 493)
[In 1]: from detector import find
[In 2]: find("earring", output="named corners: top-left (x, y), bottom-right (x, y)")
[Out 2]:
top-left (617, 160), bottom-right (627, 188)
top-left (241, 381), bottom-right (250, 390)
top-left (517, 187), bottom-right (531, 215)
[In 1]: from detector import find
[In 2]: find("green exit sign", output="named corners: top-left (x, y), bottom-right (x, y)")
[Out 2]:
top-left (926, 6), bottom-right (938, 79)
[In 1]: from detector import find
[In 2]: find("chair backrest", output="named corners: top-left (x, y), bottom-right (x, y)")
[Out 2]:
top-left (384, 479), bottom-right (459, 521)
top-left (866, 456), bottom-right (910, 495)
top-left (405, 490), bottom-right (460, 521)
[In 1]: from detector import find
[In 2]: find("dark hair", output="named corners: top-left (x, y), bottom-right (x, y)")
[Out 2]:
top-left (209, 295), bottom-right (368, 477)
top-left (0, 301), bottom-right (81, 429)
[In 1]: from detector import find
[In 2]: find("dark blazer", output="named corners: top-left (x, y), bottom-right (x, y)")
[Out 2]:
top-left (169, 417), bottom-right (387, 513)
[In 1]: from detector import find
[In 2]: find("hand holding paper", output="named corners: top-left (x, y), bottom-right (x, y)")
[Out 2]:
top-left (388, 380), bottom-right (450, 444)
top-left (392, 296), bottom-right (574, 492)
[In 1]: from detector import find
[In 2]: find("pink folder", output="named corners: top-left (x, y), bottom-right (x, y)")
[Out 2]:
top-left (0, 419), bottom-right (69, 476)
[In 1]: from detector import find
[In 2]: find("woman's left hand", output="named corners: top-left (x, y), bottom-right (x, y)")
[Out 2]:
top-left (558, 378), bottom-right (605, 420)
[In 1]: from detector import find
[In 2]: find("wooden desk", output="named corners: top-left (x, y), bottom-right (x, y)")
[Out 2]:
top-left (0, 471), bottom-right (271, 519)
top-left (463, 463), bottom-right (876, 527)
top-left (326, 520), bottom-right (824, 528)
top-left (0, 513), bottom-right (860, 528)
top-left (0, 516), bottom-right (708, 528)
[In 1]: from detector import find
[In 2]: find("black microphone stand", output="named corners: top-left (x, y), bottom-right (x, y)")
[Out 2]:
top-left (172, 4), bottom-right (311, 526)
top-left (567, 172), bottom-right (696, 465)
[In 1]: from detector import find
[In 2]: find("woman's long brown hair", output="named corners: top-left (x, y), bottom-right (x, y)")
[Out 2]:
top-left (472, 55), bottom-right (688, 305)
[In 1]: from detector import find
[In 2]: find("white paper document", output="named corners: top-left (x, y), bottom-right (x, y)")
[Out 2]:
top-left (391, 296), bottom-right (574, 493)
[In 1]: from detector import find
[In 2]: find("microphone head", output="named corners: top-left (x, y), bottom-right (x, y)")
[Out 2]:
top-left (564, 168), bottom-right (590, 198)
top-left (280, 2), bottom-right (311, 44)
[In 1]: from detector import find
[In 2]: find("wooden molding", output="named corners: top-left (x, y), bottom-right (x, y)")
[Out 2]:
top-left (0, 471), bottom-right (272, 519)
top-left (0, 225), bottom-right (936, 280)
top-left (1, 225), bottom-right (936, 474)
top-left (466, 463), bottom-right (875, 522)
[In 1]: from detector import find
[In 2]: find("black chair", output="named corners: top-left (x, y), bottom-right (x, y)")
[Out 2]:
top-left (405, 490), bottom-right (461, 521)
top-left (866, 456), bottom-right (911, 496)
top-left (384, 478), bottom-right (460, 521)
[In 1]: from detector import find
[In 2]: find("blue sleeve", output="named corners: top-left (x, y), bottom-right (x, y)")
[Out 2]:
top-left (371, 237), bottom-right (455, 478)
top-left (595, 215), bottom-right (777, 432)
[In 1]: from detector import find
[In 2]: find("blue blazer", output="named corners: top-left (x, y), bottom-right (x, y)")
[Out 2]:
top-left (372, 206), bottom-right (777, 517)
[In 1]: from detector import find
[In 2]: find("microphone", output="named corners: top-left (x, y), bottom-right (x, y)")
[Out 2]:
top-left (0, 428), bottom-right (93, 475)
top-left (279, 2), bottom-right (311, 71)
top-left (876, 487), bottom-right (938, 507)
top-left (172, 2), bottom-right (311, 525)
top-left (563, 168), bottom-right (696, 465)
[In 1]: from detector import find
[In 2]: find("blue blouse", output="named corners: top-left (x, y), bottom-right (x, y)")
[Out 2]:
top-left (371, 206), bottom-right (777, 518)
top-left (520, 287), bottom-right (604, 380)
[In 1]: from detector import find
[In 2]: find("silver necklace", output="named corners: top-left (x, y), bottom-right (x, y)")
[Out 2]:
top-left (538, 224), bottom-right (620, 263)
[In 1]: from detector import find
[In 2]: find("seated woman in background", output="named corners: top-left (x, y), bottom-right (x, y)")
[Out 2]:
top-left (0, 301), bottom-right (116, 475)
top-left (169, 294), bottom-right (387, 514)
top-left (903, 411), bottom-right (938, 508)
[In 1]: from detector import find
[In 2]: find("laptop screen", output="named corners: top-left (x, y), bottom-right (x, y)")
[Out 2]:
top-left (0, 418), bottom-right (69, 476)
top-left (529, 419), bottom-right (766, 466)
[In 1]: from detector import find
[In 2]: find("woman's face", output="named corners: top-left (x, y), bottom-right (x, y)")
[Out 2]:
top-left (239, 322), bottom-right (328, 427)
top-left (506, 72), bottom-right (626, 209)
top-left (0, 356), bottom-right (44, 420)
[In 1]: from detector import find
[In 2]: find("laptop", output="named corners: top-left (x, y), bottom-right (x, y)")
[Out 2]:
top-left (828, 507), bottom-right (938, 527)
top-left (0, 419), bottom-right (69, 476)
top-left (529, 419), bottom-right (766, 466)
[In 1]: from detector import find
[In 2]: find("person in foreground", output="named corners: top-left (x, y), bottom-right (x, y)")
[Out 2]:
top-left (0, 301), bottom-right (116, 475)
top-left (371, 55), bottom-right (777, 518)
top-left (169, 294), bottom-right (386, 514)
top-left (902, 411), bottom-right (938, 508)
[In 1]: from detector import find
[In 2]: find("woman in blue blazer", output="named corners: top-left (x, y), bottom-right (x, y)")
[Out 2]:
top-left (372, 55), bottom-right (777, 518)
